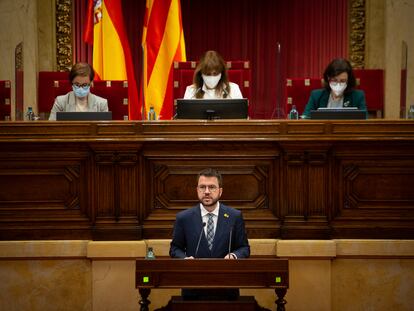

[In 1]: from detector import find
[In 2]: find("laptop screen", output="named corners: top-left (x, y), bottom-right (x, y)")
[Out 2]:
top-left (175, 99), bottom-right (248, 120)
top-left (310, 108), bottom-right (367, 120)
top-left (56, 111), bottom-right (113, 121)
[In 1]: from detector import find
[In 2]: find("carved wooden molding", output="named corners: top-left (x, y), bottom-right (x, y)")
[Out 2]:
top-left (2, 121), bottom-right (414, 141)
top-left (95, 153), bottom-right (139, 164)
top-left (284, 151), bottom-right (328, 165)
top-left (148, 163), bottom-right (273, 212)
top-left (342, 164), bottom-right (414, 210)
top-left (56, 0), bottom-right (72, 71)
top-left (15, 42), bottom-right (23, 70)
top-left (349, 0), bottom-right (365, 68)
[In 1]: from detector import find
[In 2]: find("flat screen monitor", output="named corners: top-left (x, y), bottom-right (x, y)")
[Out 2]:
top-left (56, 111), bottom-right (112, 121)
top-left (310, 108), bottom-right (367, 120)
top-left (175, 99), bottom-right (248, 120)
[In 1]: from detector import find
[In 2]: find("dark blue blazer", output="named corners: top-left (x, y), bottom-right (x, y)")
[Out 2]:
top-left (169, 203), bottom-right (250, 259)
top-left (302, 88), bottom-right (367, 118)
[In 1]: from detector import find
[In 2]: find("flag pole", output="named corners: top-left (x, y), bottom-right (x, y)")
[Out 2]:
top-left (141, 45), bottom-right (146, 120)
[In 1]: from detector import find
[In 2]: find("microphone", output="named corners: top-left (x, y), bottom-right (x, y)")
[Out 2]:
top-left (271, 41), bottom-right (282, 119)
top-left (228, 225), bottom-right (234, 258)
top-left (194, 222), bottom-right (206, 258)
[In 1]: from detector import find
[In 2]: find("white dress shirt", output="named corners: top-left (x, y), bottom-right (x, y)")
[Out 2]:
top-left (200, 202), bottom-right (220, 236)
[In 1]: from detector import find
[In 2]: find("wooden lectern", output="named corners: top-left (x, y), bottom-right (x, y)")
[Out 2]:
top-left (136, 258), bottom-right (289, 311)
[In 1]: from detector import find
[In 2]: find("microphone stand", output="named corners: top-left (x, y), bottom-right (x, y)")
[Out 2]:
top-left (271, 42), bottom-right (282, 119)
top-left (228, 226), bottom-right (233, 257)
top-left (194, 222), bottom-right (206, 258)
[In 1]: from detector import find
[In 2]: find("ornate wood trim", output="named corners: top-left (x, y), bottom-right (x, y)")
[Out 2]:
top-left (349, 0), bottom-right (366, 68)
top-left (15, 42), bottom-right (23, 70)
top-left (14, 42), bottom-right (24, 120)
top-left (56, 0), bottom-right (73, 71)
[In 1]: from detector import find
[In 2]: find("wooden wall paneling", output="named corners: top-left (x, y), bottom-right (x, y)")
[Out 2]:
top-left (140, 141), bottom-right (281, 239)
top-left (331, 142), bottom-right (414, 238)
top-left (307, 149), bottom-right (331, 237)
top-left (1, 120), bottom-right (414, 240)
top-left (308, 151), bottom-right (329, 216)
top-left (90, 143), bottom-right (142, 240)
top-left (0, 143), bottom-right (92, 239)
top-left (280, 142), bottom-right (331, 239)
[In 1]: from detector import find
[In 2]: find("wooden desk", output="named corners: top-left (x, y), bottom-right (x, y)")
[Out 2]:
top-left (1, 120), bottom-right (413, 240)
top-left (135, 258), bottom-right (289, 311)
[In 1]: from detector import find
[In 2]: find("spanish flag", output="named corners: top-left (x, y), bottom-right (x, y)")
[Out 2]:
top-left (84, 0), bottom-right (140, 119)
top-left (142, 0), bottom-right (186, 120)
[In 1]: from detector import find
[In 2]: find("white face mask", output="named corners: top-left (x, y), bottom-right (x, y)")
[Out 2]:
top-left (329, 82), bottom-right (347, 96)
top-left (202, 73), bottom-right (222, 89)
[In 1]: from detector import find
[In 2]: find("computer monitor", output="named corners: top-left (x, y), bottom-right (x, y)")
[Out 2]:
top-left (56, 111), bottom-right (112, 121)
top-left (175, 99), bottom-right (248, 120)
top-left (310, 108), bottom-right (367, 120)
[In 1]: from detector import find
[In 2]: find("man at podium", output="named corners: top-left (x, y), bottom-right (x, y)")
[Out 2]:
top-left (169, 168), bottom-right (250, 300)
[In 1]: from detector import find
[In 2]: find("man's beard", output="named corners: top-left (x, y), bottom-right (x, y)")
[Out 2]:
top-left (200, 195), bottom-right (219, 207)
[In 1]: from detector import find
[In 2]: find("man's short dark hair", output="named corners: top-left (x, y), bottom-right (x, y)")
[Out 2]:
top-left (197, 168), bottom-right (223, 187)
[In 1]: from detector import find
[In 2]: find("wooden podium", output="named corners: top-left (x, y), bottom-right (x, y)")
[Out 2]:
top-left (136, 258), bottom-right (289, 311)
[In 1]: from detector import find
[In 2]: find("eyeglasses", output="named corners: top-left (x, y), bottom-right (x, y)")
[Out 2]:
top-left (72, 83), bottom-right (91, 89)
top-left (197, 185), bottom-right (219, 192)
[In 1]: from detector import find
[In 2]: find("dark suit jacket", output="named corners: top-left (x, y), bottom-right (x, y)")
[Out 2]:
top-left (302, 88), bottom-right (367, 119)
top-left (169, 203), bottom-right (250, 259)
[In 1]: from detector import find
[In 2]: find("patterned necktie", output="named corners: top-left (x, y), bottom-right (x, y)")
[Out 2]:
top-left (206, 213), bottom-right (215, 250)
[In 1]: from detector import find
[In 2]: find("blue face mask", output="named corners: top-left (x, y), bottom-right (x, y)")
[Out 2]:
top-left (72, 85), bottom-right (90, 98)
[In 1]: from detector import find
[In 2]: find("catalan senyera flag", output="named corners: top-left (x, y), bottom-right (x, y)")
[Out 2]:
top-left (142, 0), bottom-right (186, 120)
top-left (84, 0), bottom-right (140, 119)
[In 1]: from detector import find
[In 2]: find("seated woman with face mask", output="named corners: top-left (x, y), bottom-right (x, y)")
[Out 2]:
top-left (183, 50), bottom-right (243, 99)
top-left (48, 62), bottom-right (108, 120)
top-left (302, 58), bottom-right (367, 119)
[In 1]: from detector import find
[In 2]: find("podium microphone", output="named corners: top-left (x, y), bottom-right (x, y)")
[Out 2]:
top-left (271, 41), bottom-right (282, 119)
top-left (195, 222), bottom-right (206, 258)
top-left (228, 225), bottom-right (233, 257)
